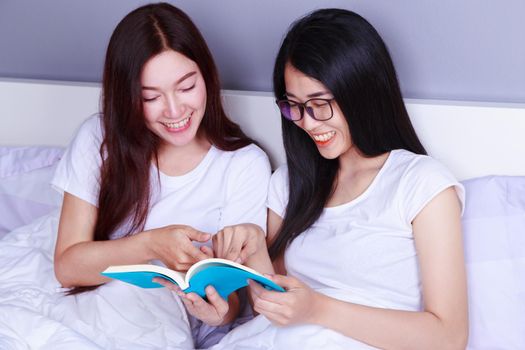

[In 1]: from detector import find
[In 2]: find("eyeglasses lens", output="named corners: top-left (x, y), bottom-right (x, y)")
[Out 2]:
top-left (278, 99), bottom-right (332, 121)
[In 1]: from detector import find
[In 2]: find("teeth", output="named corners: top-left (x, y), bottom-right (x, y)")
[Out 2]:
top-left (163, 116), bottom-right (190, 129)
top-left (312, 131), bottom-right (335, 142)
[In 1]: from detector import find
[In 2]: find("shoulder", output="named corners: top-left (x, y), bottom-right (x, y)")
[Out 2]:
top-left (389, 149), bottom-right (456, 183)
top-left (218, 143), bottom-right (271, 173)
top-left (270, 164), bottom-right (288, 186)
top-left (209, 144), bottom-right (272, 195)
top-left (68, 114), bottom-right (104, 155)
top-left (228, 143), bottom-right (269, 163)
top-left (389, 149), bottom-right (465, 219)
top-left (267, 164), bottom-right (289, 217)
top-left (52, 115), bottom-right (104, 206)
top-left (76, 114), bottom-right (103, 140)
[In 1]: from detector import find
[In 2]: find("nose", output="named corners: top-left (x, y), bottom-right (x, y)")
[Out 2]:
top-left (163, 93), bottom-right (184, 119)
top-left (296, 112), bottom-right (321, 132)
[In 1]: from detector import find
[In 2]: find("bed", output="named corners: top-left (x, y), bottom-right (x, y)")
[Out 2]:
top-left (0, 77), bottom-right (524, 349)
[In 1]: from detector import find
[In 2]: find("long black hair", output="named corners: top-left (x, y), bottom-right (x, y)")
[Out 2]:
top-left (269, 8), bottom-right (426, 260)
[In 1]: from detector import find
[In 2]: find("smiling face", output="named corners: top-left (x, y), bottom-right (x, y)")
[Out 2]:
top-left (284, 64), bottom-right (353, 160)
top-left (141, 50), bottom-right (207, 150)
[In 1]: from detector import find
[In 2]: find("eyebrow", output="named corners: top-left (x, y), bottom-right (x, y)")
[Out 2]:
top-left (286, 91), bottom-right (332, 99)
top-left (142, 71), bottom-right (197, 90)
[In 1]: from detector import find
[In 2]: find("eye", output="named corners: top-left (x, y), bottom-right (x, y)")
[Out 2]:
top-left (142, 96), bottom-right (159, 102)
top-left (180, 84), bottom-right (195, 92)
top-left (311, 99), bottom-right (330, 107)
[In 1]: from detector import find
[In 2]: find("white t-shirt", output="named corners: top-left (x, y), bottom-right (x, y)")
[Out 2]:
top-left (52, 115), bottom-right (271, 240)
top-left (212, 149), bottom-right (465, 350)
top-left (51, 115), bottom-right (271, 349)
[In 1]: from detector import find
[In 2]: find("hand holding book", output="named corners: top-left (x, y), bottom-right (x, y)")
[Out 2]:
top-left (154, 278), bottom-right (233, 327)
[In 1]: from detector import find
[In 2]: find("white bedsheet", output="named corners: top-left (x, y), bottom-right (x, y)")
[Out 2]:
top-left (0, 210), bottom-right (194, 349)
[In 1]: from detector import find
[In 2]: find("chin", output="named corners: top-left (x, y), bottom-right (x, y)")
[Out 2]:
top-left (318, 149), bottom-right (341, 160)
top-left (160, 131), bottom-right (198, 148)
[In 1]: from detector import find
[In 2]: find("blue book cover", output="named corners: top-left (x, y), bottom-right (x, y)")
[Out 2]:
top-left (101, 258), bottom-right (285, 300)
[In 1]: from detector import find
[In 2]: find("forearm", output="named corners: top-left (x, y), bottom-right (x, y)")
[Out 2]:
top-left (54, 232), bottom-right (153, 287)
top-left (244, 249), bottom-right (275, 313)
top-left (311, 293), bottom-right (468, 350)
top-left (244, 248), bottom-right (275, 275)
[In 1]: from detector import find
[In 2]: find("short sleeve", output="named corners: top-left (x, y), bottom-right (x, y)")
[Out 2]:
top-left (51, 116), bottom-right (104, 207)
top-left (399, 156), bottom-right (465, 223)
top-left (266, 164), bottom-right (289, 219)
top-left (220, 145), bottom-right (272, 232)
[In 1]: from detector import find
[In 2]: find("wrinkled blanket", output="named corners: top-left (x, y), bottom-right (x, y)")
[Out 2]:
top-left (0, 210), bottom-right (194, 349)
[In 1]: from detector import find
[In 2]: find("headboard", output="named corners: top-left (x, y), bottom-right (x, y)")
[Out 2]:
top-left (1, 78), bottom-right (524, 180)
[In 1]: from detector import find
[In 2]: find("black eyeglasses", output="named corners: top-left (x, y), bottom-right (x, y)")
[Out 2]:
top-left (276, 97), bottom-right (335, 121)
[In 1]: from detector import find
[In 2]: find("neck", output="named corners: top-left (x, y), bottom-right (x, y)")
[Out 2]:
top-left (157, 134), bottom-right (212, 176)
top-left (337, 146), bottom-right (369, 177)
top-left (327, 149), bottom-right (391, 207)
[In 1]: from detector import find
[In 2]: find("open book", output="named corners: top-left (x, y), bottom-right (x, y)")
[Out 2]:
top-left (101, 258), bottom-right (285, 300)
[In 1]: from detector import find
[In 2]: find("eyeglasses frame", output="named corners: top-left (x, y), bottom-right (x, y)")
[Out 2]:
top-left (275, 97), bottom-right (336, 121)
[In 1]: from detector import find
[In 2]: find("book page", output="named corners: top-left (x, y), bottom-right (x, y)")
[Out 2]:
top-left (186, 258), bottom-right (265, 281)
top-left (102, 264), bottom-right (188, 289)
top-left (181, 260), bottom-right (285, 299)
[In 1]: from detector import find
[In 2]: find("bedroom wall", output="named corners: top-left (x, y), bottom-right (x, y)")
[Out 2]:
top-left (0, 0), bottom-right (524, 103)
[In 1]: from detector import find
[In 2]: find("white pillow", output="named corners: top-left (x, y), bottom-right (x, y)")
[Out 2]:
top-left (0, 146), bottom-right (64, 238)
top-left (461, 175), bottom-right (525, 349)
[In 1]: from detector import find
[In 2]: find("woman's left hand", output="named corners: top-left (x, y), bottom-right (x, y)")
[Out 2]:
top-left (153, 278), bottom-right (229, 326)
top-left (249, 274), bottom-right (321, 326)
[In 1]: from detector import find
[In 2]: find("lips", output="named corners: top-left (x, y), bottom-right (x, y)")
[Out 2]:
top-left (161, 114), bottom-right (193, 133)
top-left (312, 131), bottom-right (335, 146)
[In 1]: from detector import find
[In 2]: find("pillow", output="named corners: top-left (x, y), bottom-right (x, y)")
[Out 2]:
top-left (461, 175), bottom-right (525, 349)
top-left (0, 146), bottom-right (64, 238)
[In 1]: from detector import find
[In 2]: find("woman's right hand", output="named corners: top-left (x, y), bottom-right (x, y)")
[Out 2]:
top-left (145, 225), bottom-right (213, 271)
top-left (249, 274), bottom-right (321, 327)
top-left (212, 223), bottom-right (267, 264)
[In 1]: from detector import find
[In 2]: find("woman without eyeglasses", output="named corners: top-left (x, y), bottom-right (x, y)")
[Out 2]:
top-left (52, 3), bottom-right (271, 347)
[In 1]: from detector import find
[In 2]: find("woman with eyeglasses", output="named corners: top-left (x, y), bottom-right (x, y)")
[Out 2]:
top-left (210, 8), bottom-right (468, 350)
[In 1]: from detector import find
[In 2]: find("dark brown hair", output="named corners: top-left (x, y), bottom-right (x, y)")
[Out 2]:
top-left (72, 2), bottom-right (252, 293)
